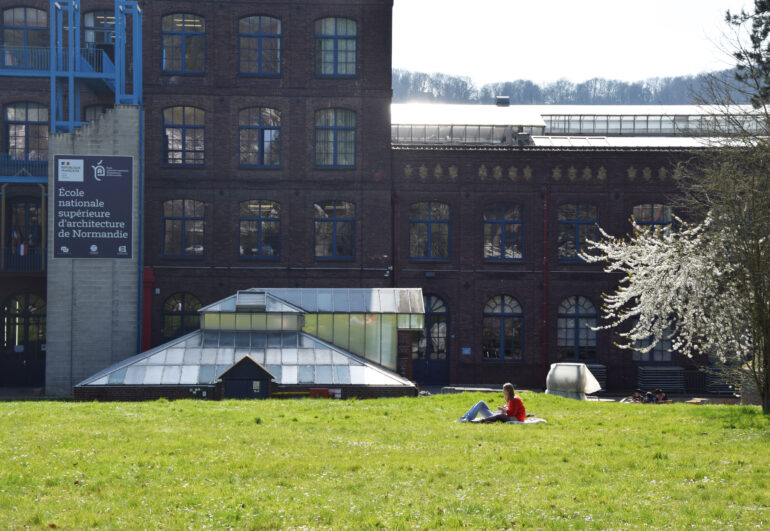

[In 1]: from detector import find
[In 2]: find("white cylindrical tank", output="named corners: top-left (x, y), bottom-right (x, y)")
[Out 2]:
top-left (545, 362), bottom-right (602, 400)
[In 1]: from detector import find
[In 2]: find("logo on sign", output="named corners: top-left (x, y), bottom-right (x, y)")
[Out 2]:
top-left (90, 244), bottom-right (98, 254)
top-left (118, 245), bottom-right (127, 253)
top-left (60, 246), bottom-right (70, 254)
top-left (91, 160), bottom-right (106, 181)
top-left (58, 159), bottom-right (84, 182)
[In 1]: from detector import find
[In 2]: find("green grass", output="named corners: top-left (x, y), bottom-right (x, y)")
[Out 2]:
top-left (0, 393), bottom-right (768, 529)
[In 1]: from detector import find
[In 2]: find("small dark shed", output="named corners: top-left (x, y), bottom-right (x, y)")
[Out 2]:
top-left (219, 356), bottom-right (275, 399)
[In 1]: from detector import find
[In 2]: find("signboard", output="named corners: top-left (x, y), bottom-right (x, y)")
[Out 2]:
top-left (53, 155), bottom-right (133, 259)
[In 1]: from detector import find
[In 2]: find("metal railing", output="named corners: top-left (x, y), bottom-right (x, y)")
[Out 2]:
top-left (0, 45), bottom-right (50, 71)
top-left (1, 247), bottom-right (45, 273)
top-left (0, 155), bottom-right (48, 179)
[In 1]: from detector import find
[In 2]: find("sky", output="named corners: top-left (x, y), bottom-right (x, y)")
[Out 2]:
top-left (392, 0), bottom-right (754, 86)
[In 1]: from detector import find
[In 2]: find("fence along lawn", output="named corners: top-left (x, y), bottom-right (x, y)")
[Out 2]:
top-left (0, 392), bottom-right (768, 529)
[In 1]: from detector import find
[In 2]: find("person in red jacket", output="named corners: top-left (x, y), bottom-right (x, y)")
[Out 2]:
top-left (456, 382), bottom-right (526, 422)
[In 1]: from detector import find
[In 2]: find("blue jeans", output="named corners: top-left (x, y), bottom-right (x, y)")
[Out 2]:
top-left (459, 400), bottom-right (496, 421)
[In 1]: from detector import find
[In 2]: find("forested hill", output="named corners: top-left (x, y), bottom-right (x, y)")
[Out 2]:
top-left (392, 69), bottom-right (748, 105)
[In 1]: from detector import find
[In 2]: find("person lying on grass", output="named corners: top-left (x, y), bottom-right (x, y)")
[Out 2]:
top-left (456, 382), bottom-right (526, 423)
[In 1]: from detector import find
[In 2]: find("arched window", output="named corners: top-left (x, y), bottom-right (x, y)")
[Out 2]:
top-left (557, 203), bottom-right (597, 261)
top-left (314, 17), bottom-right (356, 76)
top-left (413, 295), bottom-right (448, 361)
top-left (239, 15), bottom-right (281, 75)
top-left (1, 7), bottom-right (47, 68)
top-left (238, 107), bottom-right (281, 166)
top-left (557, 296), bottom-right (597, 361)
top-left (483, 204), bottom-right (524, 261)
top-left (161, 13), bottom-right (205, 73)
top-left (239, 200), bottom-right (280, 258)
top-left (161, 293), bottom-right (201, 338)
top-left (313, 200), bottom-right (355, 259)
top-left (482, 295), bottom-right (523, 361)
top-left (162, 106), bottom-right (205, 165)
top-left (1, 293), bottom-right (45, 351)
top-left (409, 201), bottom-right (449, 260)
top-left (5, 102), bottom-right (48, 160)
top-left (162, 199), bottom-right (205, 257)
top-left (314, 108), bottom-right (356, 167)
top-left (632, 204), bottom-right (672, 232)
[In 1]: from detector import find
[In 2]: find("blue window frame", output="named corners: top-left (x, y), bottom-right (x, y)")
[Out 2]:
top-left (1, 7), bottom-right (47, 68)
top-left (163, 106), bottom-right (205, 165)
top-left (162, 292), bottom-right (201, 338)
top-left (409, 201), bottom-right (449, 260)
top-left (239, 107), bottom-right (281, 167)
top-left (557, 296), bottom-right (597, 361)
top-left (482, 295), bottom-right (523, 361)
top-left (314, 108), bottom-right (355, 167)
top-left (633, 323), bottom-right (674, 363)
top-left (83, 10), bottom-right (115, 48)
top-left (557, 203), bottom-right (597, 261)
top-left (483, 204), bottom-right (524, 261)
top-left (239, 15), bottom-right (280, 75)
top-left (5, 102), bottom-right (48, 161)
top-left (632, 204), bottom-right (672, 232)
top-left (239, 200), bottom-right (280, 259)
top-left (314, 17), bottom-right (356, 76)
top-left (161, 13), bottom-right (205, 73)
top-left (162, 199), bottom-right (205, 257)
top-left (413, 295), bottom-right (449, 361)
top-left (313, 200), bottom-right (355, 259)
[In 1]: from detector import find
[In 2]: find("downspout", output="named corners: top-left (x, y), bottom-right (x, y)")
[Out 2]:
top-left (136, 108), bottom-right (144, 354)
top-left (391, 191), bottom-right (399, 287)
top-left (541, 187), bottom-right (549, 382)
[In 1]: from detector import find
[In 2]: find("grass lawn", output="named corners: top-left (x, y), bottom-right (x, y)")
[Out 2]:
top-left (1, 392), bottom-right (768, 529)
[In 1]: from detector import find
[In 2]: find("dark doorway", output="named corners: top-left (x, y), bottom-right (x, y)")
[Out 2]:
top-left (1, 293), bottom-right (46, 387)
top-left (412, 294), bottom-right (449, 385)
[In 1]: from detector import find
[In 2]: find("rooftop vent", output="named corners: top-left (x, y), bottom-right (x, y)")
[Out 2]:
top-left (236, 291), bottom-right (267, 310)
top-left (495, 96), bottom-right (510, 107)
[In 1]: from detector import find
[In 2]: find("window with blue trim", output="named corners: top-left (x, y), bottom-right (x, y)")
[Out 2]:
top-left (413, 295), bottom-right (449, 361)
top-left (239, 15), bottom-right (280, 75)
top-left (5, 102), bottom-right (48, 161)
top-left (557, 203), bottom-right (597, 261)
top-left (313, 200), bottom-right (355, 259)
top-left (409, 201), bottom-right (449, 260)
top-left (1, 7), bottom-right (47, 68)
top-left (557, 296), bottom-right (597, 361)
top-left (239, 200), bottom-right (280, 258)
top-left (239, 107), bottom-right (281, 167)
top-left (162, 292), bottom-right (201, 338)
top-left (83, 10), bottom-right (115, 48)
top-left (162, 199), bottom-right (205, 257)
top-left (482, 295), bottom-right (523, 361)
top-left (633, 322), bottom-right (674, 363)
top-left (632, 204), bottom-right (672, 233)
top-left (483, 204), bottom-right (523, 261)
top-left (163, 106), bottom-right (205, 165)
top-left (161, 13), bottom-right (205, 73)
top-left (314, 108), bottom-right (355, 167)
top-left (314, 17), bottom-right (356, 76)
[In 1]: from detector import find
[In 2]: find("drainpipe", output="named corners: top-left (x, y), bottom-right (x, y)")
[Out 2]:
top-left (541, 187), bottom-right (549, 382)
top-left (391, 191), bottom-right (399, 287)
top-left (1, 183), bottom-right (6, 270)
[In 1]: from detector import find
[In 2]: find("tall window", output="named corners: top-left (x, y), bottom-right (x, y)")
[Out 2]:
top-left (314, 17), bottom-right (356, 76)
top-left (314, 200), bottom-right (355, 259)
top-left (5, 197), bottom-right (42, 269)
top-left (413, 295), bottom-right (449, 362)
top-left (557, 203), bottom-right (597, 261)
top-left (5, 102), bottom-right (48, 160)
top-left (239, 107), bottom-right (281, 167)
top-left (482, 295), bottom-right (523, 361)
top-left (1, 7), bottom-right (47, 68)
top-left (239, 200), bottom-right (280, 258)
top-left (314, 108), bottom-right (356, 167)
top-left (1, 293), bottom-right (46, 352)
top-left (83, 10), bottom-right (115, 48)
top-left (633, 204), bottom-right (672, 232)
top-left (163, 106), bottom-right (205, 165)
top-left (239, 15), bottom-right (280, 75)
top-left (162, 200), bottom-right (205, 257)
top-left (409, 201), bottom-right (449, 260)
top-left (483, 204), bottom-right (524, 261)
top-left (633, 322), bottom-right (674, 362)
top-left (557, 296), bottom-right (597, 361)
top-left (162, 293), bottom-right (201, 338)
top-left (161, 13), bottom-right (205, 73)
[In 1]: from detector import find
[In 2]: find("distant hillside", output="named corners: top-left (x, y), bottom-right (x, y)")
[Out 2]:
top-left (392, 69), bottom-right (749, 105)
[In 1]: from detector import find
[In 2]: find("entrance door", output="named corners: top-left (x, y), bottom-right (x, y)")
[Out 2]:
top-left (1, 293), bottom-right (46, 387)
top-left (412, 295), bottom-right (449, 385)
